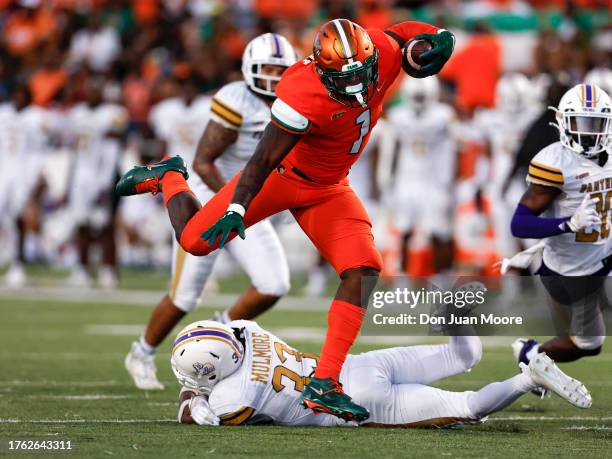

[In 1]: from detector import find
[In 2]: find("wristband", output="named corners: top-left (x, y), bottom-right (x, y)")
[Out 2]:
top-left (227, 203), bottom-right (246, 217)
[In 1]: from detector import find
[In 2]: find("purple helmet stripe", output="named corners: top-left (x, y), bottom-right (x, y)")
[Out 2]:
top-left (272, 34), bottom-right (282, 58)
top-left (585, 84), bottom-right (592, 108)
top-left (173, 329), bottom-right (242, 354)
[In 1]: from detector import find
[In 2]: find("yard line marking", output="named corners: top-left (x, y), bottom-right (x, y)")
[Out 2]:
top-left (1, 416), bottom-right (610, 425)
top-left (491, 416), bottom-right (612, 421)
top-left (0, 379), bottom-right (174, 388)
top-left (0, 419), bottom-right (176, 424)
top-left (562, 425), bottom-right (612, 431)
top-left (27, 395), bottom-right (133, 400)
top-left (85, 324), bottom-right (145, 336)
top-left (0, 380), bottom-right (141, 387)
top-left (0, 286), bottom-right (331, 311)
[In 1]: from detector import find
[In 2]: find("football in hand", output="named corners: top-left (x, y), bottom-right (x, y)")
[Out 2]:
top-left (402, 38), bottom-right (433, 78)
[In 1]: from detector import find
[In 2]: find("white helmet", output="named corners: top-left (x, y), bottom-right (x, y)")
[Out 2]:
top-left (585, 68), bottom-right (612, 98)
top-left (170, 320), bottom-right (244, 394)
top-left (401, 76), bottom-right (440, 111)
top-left (241, 33), bottom-right (298, 98)
top-left (495, 73), bottom-right (531, 113)
top-left (550, 83), bottom-right (612, 158)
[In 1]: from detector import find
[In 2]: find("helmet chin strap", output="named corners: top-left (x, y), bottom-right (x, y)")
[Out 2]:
top-left (354, 92), bottom-right (366, 107)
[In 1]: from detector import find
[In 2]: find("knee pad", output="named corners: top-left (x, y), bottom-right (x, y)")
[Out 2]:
top-left (171, 293), bottom-right (198, 313)
top-left (571, 335), bottom-right (605, 351)
top-left (252, 276), bottom-right (290, 297)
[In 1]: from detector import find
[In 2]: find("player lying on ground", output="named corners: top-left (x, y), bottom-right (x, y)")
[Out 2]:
top-left (116, 18), bottom-right (455, 421)
top-left (171, 320), bottom-right (591, 427)
top-left (125, 34), bottom-right (297, 390)
top-left (504, 83), bottom-right (611, 365)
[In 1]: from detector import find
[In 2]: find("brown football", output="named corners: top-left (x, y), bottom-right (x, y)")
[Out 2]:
top-left (402, 38), bottom-right (433, 77)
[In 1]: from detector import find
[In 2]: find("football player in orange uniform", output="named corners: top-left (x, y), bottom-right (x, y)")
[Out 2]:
top-left (117, 19), bottom-right (455, 421)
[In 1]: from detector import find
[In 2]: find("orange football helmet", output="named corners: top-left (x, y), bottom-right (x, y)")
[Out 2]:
top-left (313, 19), bottom-right (378, 107)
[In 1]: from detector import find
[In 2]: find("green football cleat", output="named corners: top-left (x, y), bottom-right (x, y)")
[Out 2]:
top-left (115, 156), bottom-right (189, 197)
top-left (301, 377), bottom-right (369, 422)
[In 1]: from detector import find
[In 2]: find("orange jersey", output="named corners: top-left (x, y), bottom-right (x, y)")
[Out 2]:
top-left (271, 21), bottom-right (439, 185)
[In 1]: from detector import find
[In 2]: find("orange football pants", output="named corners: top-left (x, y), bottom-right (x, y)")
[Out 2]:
top-left (179, 167), bottom-right (382, 275)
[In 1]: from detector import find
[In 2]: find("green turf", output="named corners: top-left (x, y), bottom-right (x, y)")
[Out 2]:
top-left (0, 297), bottom-right (610, 458)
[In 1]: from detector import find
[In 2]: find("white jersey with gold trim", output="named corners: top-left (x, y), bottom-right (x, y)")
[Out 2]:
top-left (209, 81), bottom-right (270, 181)
top-left (202, 322), bottom-right (484, 428)
top-left (207, 320), bottom-right (341, 427)
top-left (0, 103), bottom-right (52, 218)
top-left (148, 96), bottom-right (211, 193)
top-left (475, 107), bottom-right (538, 196)
top-left (387, 102), bottom-right (457, 237)
top-left (526, 141), bottom-right (612, 275)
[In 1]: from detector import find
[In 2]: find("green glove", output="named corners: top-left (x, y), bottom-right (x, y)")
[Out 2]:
top-left (201, 211), bottom-right (246, 249)
top-left (414, 30), bottom-right (455, 76)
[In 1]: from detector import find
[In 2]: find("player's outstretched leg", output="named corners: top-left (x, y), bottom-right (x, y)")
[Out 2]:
top-left (116, 156), bottom-right (201, 239)
top-left (301, 267), bottom-right (378, 423)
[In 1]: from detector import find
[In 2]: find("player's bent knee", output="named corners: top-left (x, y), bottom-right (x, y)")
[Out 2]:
top-left (171, 294), bottom-right (198, 313)
top-left (253, 278), bottom-right (290, 297)
top-left (452, 336), bottom-right (483, 372)
top-left (178, 232), bottom-right (213, 257)
top-left (572, 335), bottom-right (605, 353)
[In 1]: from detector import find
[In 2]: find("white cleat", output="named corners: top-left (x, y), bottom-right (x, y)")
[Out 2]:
top-left (125, 342), bottom-right (165, 390)
top-left (66, 266), bottom-right (93, 288)
top-left (4, 264), bottom-right (26, 287)
top-left (98, 266), bottom-right (119, 290)
top-left (521, 353), bottom-right (592, 409)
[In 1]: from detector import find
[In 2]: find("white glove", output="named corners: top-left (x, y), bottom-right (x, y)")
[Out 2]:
top-left (567, 195), bottom-right (601, 232)
top-left (189, 396), bottom-right (220, 426)
top-left (496, 242), bottom-right (545, 275)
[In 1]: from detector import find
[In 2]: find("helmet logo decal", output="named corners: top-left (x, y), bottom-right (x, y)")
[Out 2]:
top-left (193, 362), bottom-right (215, 377)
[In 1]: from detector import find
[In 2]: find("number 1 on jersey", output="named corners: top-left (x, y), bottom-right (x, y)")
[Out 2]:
top-left (349, 109), bottom-right (371, 154)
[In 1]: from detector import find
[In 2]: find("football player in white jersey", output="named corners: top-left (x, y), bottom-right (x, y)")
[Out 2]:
top-left (125, 33), bottom-right (298, 390)
top-left (66, 77), bottom-right (127, 288)
top-left (506, 83), bottom-right (611, 365)
top-left (0, 85), bottom-right (52, 286)
top-left (475, 73), bottom-right (539, 261)
top-left (387, 77), bottom-right (457, 276)
top-left (171, 320), bottom-right (590, 427)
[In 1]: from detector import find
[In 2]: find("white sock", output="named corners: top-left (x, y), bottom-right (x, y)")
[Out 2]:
top-left (139, 335), bottom-right (156, 356)
top-left (467, 373), bottom-right (536, 418)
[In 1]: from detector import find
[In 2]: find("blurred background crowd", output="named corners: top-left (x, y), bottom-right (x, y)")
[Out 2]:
top-left (0, 0), bottom-right (610, 295)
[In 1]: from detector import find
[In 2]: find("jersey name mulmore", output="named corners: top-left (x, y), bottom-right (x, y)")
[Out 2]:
top-left (372, 313), bottom-right (523, 326)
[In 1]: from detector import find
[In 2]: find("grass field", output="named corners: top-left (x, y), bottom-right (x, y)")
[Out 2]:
top-left (0, 284), bottom-right (610, 458)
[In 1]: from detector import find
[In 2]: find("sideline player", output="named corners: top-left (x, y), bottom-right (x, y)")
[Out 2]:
top-left (67, 77), bottom-right (127, 288)
top-left (505, 84), bottom-right (611, 364)
top-left (170, 320), bottom-right (591, 427)
top-left (117, 19), bottom-right (455, 420)
top-left (387, 76), bottom-right (456, 276)
top-left (125, 34), bottom-right (297, 390)
top-left (475, 73), bottom-right (538, 262)
top-left (0, 85), bottom-right (50, 286)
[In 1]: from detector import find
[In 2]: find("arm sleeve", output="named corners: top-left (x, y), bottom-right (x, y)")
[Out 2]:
top-left (384, 21), bottom-right (440, 48)
top-left (210, 85), bottom-right (244, 131)
top-left (511, 204), bottom-right (570, 239)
